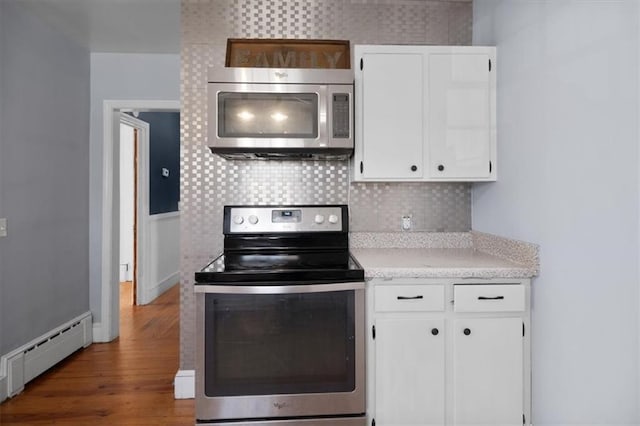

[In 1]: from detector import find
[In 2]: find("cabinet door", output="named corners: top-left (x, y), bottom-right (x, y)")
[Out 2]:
top-left (428, 53), bottom-right (493, 179)
top-left (453, 318), bottom-right (523, 426)
top-left (360, 53), bottom-right (424, 179)
top-left (375, 318), bottom-right (445, 425)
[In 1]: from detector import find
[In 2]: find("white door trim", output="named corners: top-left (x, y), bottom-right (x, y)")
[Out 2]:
top-left (120, 114), bottom-right (150, 306)
top-left (98, 100), bottom-right (180, 343)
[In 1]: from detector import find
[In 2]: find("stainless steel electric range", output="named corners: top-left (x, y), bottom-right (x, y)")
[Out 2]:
top-left (195, 205), bottom-right (366, 426)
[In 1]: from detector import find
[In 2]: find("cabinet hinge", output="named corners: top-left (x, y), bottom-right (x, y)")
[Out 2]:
top-left (360, 58), bottom-right (364, 71)
top-left (360, 161), bottom-right (364, 174)
top-left (489, 58), bottom-right (492, 72)
top-left (372, 325), bottom-right (376, 340)
top-left (523, 322), bottom-right (525, 337)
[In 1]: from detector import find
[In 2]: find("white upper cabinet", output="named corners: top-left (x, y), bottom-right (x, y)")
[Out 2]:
top-left (428, 52), bottom-right (494, 179)
top-left (353, 45), bottom-right (497, 182)
top-left (359, 53), bottom-right (424, 179)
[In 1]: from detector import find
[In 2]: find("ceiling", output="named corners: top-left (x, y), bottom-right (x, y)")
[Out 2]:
top-left (18, 0), bottom-right (181, 54)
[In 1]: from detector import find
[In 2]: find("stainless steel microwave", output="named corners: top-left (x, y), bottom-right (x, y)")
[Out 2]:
top-left (208, 67), bottom-right (354, 160)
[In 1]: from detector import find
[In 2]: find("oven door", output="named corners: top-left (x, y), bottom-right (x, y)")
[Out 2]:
top-left (195, 282), bottom-right (365, 423)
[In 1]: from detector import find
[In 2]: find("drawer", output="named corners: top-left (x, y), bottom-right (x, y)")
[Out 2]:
top-left (454, 284), bottom-right (525, 312)
top-left (375, 285), bottom-right (445, 312)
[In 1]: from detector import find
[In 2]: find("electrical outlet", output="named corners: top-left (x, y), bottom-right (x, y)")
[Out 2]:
top-left (402, 215), bottom-right (412, 231)
top-left (0, 218), bottom-right (7, 237)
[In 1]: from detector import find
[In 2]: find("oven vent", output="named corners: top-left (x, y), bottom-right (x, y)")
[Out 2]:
top-left (1, 311), bottom-right (92, 401)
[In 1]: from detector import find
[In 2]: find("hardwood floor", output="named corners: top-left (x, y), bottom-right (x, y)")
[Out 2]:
top-left (0, 282), bottom-right (194, 425)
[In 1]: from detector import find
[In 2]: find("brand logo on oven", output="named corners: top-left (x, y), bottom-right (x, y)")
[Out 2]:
top-left (273, 402), bottom-right (288, 410)
top-left (274, 71), bottom-right (288, 79)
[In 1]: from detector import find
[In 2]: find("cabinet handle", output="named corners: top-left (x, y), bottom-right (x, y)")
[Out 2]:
top-left (410, 165), bottom-right (417, 172)
top-left (478, 296), bottom-right (505, 300)
top-left (431, 328), bottom-right (439, 336)
top-left (437, 164), bottom-right (445, 171)
top-left (463, 328), bottom-right (471, 336)
top-left (397, 295), bottom-right (423, 300)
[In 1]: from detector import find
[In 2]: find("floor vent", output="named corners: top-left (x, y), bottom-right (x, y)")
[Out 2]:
top-left (1, 311), bottom-right (92, 401)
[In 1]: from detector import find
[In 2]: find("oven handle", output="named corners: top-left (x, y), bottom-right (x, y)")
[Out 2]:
top-left (194, 281), bottom-right (365, 294)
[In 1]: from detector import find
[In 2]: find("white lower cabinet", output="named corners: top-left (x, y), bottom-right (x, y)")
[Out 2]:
top-left (452, 318), bottom-right (523, 426)
top-left (375, 318), bottom-right (445, 425)
top-left (368, 279), bottom-right (530, 426)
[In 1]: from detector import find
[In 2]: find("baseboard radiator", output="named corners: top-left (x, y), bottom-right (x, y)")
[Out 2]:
top-left (1, 311), bottom-right (92, 402)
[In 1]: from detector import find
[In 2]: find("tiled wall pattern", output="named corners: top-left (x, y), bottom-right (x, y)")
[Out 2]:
top-left (180, 0), bottom-right (473, 369)
top-left (349, 182), bottom-right (470, 232)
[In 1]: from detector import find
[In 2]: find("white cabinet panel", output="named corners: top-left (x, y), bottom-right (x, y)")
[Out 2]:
top-left (453, 318), bottom-right (524, 426)
top-left (375, 284), bottom-right (445, 312)
top-left (428, 53), bottom-right (492, 179)
top-left (375, 318), bottom-right (445, 425)
top-left (360, 53), bottom-right (424, 179)
top-left (454, 284), bottom-right (525, 313)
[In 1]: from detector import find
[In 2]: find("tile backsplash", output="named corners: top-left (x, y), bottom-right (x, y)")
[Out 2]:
top-left (349, 182), bottom-right (470, 232)
top-left (180, 0), bottom-right (473, 370)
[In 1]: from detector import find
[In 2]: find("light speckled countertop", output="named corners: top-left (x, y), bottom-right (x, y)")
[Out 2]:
top-left (350, 231), bottom-right (539, 279)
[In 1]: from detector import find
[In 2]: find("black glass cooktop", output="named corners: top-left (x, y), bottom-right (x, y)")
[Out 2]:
top-left (195, 251), bottom-right (364, 284)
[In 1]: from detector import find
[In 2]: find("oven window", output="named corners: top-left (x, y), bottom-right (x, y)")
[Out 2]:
top-left (204, 291), bottom-right (355, 396)
top-left (218, 92), bottom-right (318, 139)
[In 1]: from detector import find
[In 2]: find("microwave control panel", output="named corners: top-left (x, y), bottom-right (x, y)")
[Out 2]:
top-left (332, 94), bottom-right (351, 139)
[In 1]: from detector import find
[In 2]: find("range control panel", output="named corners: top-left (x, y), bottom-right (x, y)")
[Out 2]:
top-left (225, 205), bottom-right (346, 234)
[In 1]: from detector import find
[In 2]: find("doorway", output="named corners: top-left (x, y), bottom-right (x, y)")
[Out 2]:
top-left (98, 100), bottom-right (180, 343)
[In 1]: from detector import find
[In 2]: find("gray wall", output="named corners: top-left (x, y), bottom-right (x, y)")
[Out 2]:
top-left (180, 0), bottom-right (473, 369)
top-left (0, 0), bottom-right (5, 354)
top-left (0, 0), bottom-right (90, 355)
top-left (473, 1), bottom-right (639, 424)
top-left (89, 53), bottom-right (180, 324)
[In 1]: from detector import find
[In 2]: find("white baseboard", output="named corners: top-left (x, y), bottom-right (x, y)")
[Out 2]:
top-left (92, 321), bottom-right (112, 343)
top-left (174, 369), bottom-right (195, 399)
top-left (1, 311), bottom-right (92, 402)
top-left (140, 271), bottom-right (179, 305)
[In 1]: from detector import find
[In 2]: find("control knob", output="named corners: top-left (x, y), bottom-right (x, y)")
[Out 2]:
top-left (233, 215), bottom-right (244, 225)
top-left (248, 215), bottom-right (259, 225)
top-left (314, 214), bottom-right (325, 224)
top-left (328, 214), bottom-right (339, 224)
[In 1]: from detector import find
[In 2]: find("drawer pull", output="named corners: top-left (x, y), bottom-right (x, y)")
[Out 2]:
top-left (397, 295), bottom-right (424, 300)
top-left (478, 296), bottom-right (505, 300)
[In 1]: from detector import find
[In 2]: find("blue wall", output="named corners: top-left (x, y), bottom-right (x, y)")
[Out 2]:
top-left (136, 112), bottom-right (180, 215)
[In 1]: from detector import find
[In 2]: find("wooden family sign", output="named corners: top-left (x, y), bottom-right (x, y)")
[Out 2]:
top-left (225, 39), bottom-right (351, 69)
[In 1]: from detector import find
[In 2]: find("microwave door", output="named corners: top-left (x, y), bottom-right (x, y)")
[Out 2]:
top-left (207, 78), bottom-right (354, 159)
top-left (218, 92), bottom-right (319, 141)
